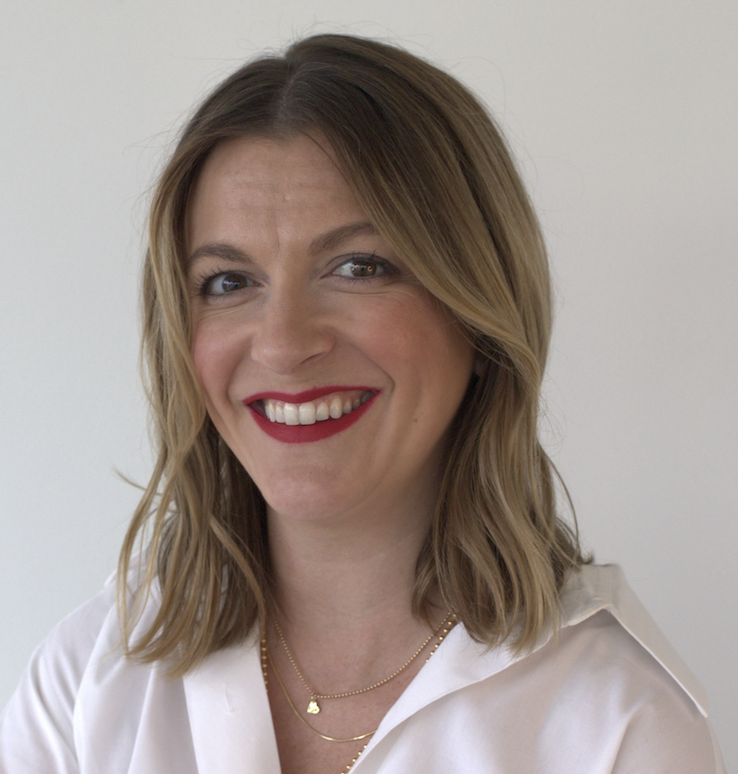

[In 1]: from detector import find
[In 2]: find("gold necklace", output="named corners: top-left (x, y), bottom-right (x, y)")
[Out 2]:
top-left (264, 651), bottom-right (370, 774)
top-left (263, 642), bottom-right (378, 743)
top-left (261, 615), bottom-right (456, 774)
top-left (273, 611), bottom-right (456, 715)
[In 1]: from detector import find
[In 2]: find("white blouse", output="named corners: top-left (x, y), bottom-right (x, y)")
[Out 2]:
top-left (0, 564), bottom-right (726, 773)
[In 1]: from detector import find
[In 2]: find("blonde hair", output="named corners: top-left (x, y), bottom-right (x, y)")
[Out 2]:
top-left (120, 33), bottom-right (587, 676)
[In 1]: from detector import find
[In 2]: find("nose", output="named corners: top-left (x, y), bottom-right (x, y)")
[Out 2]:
top-left (250, 288), bottom-right (335, 375)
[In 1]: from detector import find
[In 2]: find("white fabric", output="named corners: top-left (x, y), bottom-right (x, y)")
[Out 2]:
top-left (0, 564), bottom-right (726, 773)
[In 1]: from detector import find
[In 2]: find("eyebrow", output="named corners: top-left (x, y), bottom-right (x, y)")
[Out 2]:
top-left (186, 242), bottom-right (251, 269)
top-left (308, 221), bottom-right (378, 254)
top-left (186, 221), bottom-right (379, 269)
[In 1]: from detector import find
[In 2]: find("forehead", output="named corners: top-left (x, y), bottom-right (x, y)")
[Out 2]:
top-left (185, 135), bottom-right (376, 263)
top-left (188, 133), bottom-right (361, 232)
top-left (206, 133), bottom-right (343, 182)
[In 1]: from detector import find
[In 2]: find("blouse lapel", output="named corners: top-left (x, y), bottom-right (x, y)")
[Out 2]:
top-left (183, 633), bottom-right (281, 773)
top-left (351, 623), bottom-right (525, 770)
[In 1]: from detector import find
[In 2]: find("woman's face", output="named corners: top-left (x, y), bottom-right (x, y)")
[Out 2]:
top-left (187, 134), bottom-right (475, 526)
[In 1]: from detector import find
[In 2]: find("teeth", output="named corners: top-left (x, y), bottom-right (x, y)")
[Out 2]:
top-left (298, 402), bottom-right (316, 425)
top-left (283, 403), bottom-right (299, 425)
top-left (261, 391), bottom-right (374, 426)
top-left (329, 396), bottom-right (343, 419)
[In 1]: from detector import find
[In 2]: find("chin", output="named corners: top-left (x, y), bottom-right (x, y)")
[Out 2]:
top-left (257, 476), bottom-right (374, 526)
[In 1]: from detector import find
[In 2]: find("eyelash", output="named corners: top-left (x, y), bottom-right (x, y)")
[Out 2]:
top-left (332, 253), bottom-right (398, 284)
top-left (194, 266), bottom-right (253, 299)
top-left (193, 253), bottom-right (397, 299)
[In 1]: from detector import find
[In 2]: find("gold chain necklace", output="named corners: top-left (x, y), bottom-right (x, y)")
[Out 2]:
top-left (263, 643), bottom-right (377, 742)
top-left (273, 610), bottom-right (456, 715)
top-left (261, 613), bottom-right (456, 774)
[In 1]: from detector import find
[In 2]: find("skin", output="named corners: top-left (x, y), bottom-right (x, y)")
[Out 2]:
top-left (187, 133), bottom-right (475, 774)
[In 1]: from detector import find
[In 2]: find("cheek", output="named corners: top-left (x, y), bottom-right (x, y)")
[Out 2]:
top-left (349, 300), bottom-right (420, 371)
top-left (402, 296), bottom-right (472, 368)
top-left (191, 317), bottom-right (243, 410)
top-left (357, 295), bottom-right (474, 395)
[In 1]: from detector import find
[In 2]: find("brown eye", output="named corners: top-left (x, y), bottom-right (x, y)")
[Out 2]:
top-left (333, 256), bottom-right (394, 281)
top-left (348, 260), bottom-right (378, 277)
top-left (206, 272), bottom-right (253, 295)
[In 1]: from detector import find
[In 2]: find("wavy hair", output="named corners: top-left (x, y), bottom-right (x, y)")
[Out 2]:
top-left (119, 33), bottom-right (587, 677)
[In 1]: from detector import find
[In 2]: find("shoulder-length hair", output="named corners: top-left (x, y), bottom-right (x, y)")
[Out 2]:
top-left (120, 33), bottom-right (587, 677)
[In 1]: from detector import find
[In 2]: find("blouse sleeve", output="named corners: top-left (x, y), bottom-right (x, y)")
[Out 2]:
top-left (0, 586), bottom-right (113, 774)
top-left (610, 694), bottom-right (726, 774)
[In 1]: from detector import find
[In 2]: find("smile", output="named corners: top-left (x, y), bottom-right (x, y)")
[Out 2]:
top-left (260, 390), bottom-right (372, 425)
top-left (243, 387), bottom-right (379, 444)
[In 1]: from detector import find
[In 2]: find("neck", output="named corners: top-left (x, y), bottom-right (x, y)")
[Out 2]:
top-left (263, 482), bottom-right (449, 699)
top-left (268, 500), bottom-right (434, 634)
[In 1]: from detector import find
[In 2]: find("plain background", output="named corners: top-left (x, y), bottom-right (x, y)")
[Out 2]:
top-left (1, 1), bottom-right (735, 769)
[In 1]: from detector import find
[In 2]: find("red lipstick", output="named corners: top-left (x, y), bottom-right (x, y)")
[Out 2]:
top-left (243, 387), bottom-right (379, 444)
top-left (244, 386), bottom-right (372, 404)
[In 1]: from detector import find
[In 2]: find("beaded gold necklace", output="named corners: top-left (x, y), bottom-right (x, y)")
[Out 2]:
top-left (261, 611), bottom-right (456, 773)
top-left (273, 610), bottom-right (456, 714)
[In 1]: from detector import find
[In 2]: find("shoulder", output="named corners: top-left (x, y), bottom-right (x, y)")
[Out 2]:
top-left (509, 564), bottom-right (726, 772)
top-left (391, 564), bottom-right (725, 773)
top-left (0, 577), bottom-right (118, 773)
top-left (0, 561), bottom-right (167, 774)
top-left (558, 563), bottom-right (709, 716)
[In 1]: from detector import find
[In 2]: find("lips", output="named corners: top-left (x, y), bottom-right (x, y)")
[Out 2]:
top-left (243, 386), bottom-right (379, 444)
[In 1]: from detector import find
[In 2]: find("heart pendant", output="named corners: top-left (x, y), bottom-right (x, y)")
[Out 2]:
top-left (307, 699), bottom-right (321, 714)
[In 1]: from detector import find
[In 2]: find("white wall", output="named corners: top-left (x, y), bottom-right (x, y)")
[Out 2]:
top-left (1, 1), bottom-right (735, 768)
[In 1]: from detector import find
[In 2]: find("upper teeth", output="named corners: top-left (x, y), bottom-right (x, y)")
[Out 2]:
top-left (262, 391), bottom-right (372, 425)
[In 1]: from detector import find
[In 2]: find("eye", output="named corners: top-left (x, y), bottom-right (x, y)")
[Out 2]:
top-left (200, 271), bottom-right (254, 296)
top-left (332, 255), bottom-right (395, 281)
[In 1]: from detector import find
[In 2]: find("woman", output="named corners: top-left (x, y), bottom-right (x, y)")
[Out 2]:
top-left (0, 34), bottom-right (725, 773)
